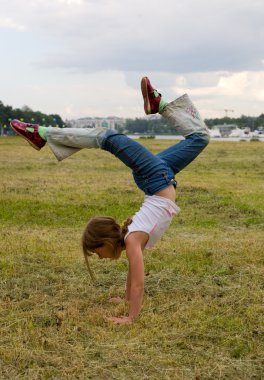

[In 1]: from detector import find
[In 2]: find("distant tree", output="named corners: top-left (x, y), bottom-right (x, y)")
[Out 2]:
top-left (256, 114), bottom-right (264, 128)
top-left (204, 115), bottom-right (261, 131)
top-left (125, 117), bottom-right (177, 135)
top-left (0, 100), bottom-right (65, 135)
top-left (50, 114), bottom-right (64, 128)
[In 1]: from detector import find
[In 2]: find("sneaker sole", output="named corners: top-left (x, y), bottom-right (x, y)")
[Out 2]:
top-left (141, 77), bottom-right (151, 115)
top-left (10, 122), bottom-right (41, 151)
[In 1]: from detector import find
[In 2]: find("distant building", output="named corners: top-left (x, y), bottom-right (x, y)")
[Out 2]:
top-left (213, 124), bottom-right (238, 137)
top-left (210, 124), bottom-right (252, 137)
top-left (67, 116), bottom-right (126, 131)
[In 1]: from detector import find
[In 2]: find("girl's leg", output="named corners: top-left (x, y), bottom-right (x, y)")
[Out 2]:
top-left (101, 130), bottom-right (176, 194)
top-left (10, 119), bottom-right (174, 194)
top-left (160, 94), bottom-right (210, 137)
top-left (157, 133), bottom-right (209, 174)
top-left (141, 77), bottom-right (210, 174)
top-left (102, 130), bottom-right (167, 175)
top-left (9, 119), bottom-right (106, 161)
top-left (48, 127), bottom-right (175, 194)
top-left (46, 126), bottom-right (106, 161)
top-left (48, 126), bottom-right (167, 180)
top-left (157, 94), bottom-right (210, 173)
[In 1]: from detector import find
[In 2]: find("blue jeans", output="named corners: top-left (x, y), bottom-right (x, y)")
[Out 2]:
top-left (102, 131), bottom-right (209, 195)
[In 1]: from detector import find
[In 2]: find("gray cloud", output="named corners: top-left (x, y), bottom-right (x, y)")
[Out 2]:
top-left (1, 0), bottom-right (264, 118)
top-left (3, 0), bottom-right (262, 74)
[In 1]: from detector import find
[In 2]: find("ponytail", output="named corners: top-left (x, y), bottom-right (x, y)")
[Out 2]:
top-left (120, 217), bottom-right (133, 245)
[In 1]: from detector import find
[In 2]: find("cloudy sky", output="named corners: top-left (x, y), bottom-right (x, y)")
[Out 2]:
top-left (1, 0), bottom-right (263, 120)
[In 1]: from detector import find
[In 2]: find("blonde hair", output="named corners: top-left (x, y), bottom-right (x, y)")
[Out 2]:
top-left (82, 216), bottom-right (132, 280)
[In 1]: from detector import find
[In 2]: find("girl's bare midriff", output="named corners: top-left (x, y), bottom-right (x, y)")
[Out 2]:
top-left (155, 184), bottom-right (176, 203)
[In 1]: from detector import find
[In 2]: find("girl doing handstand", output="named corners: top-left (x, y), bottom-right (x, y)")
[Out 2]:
top-left (10, 77), bottom-right (210, 324)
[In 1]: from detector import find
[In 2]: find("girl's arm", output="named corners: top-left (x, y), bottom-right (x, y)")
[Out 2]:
top-left (125, 264), bottom-right (131, 301)
top-left (126, 241), bottom-right (144, 320)
top-left (107, 234), bottom-right (145, 325)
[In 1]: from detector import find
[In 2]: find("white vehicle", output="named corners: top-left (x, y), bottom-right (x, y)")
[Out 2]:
top-left (209, 128), bottom-right (221, 138)
top-left (229, 128), bottom-right (252, 138)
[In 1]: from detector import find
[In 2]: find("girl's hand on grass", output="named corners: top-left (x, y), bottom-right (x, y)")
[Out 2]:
top-left (109, 296), bottom-right (124, 304)
top-left (107, 316), bottom-right (132, 325)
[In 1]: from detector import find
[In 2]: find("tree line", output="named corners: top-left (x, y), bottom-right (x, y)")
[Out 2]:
top-left (124, 114), bottom-right (264, 134)
top-left (1, 99), bottom-right (263, 136)
top-left (0, 101), bottom-right (65, 134)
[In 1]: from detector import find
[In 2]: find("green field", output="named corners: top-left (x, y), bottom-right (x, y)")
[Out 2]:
top-left (0, 136), bottom-right (263, 379)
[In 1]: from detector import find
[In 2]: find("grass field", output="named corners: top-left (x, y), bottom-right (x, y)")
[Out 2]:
top-left (0, 136), bottom-right (264, 379)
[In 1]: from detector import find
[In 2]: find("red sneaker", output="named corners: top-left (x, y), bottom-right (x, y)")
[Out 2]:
top-left (141, 77), bottom-right (162, 115)
top-left (10, 120), bottom-right (46, 151)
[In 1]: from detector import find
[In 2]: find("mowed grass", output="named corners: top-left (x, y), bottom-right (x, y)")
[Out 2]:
top-left (0, 136), bottom-right (263, 379)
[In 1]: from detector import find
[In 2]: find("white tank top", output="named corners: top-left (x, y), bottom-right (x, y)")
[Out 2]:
top-left (124, 195), bottom-right (180, 249)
